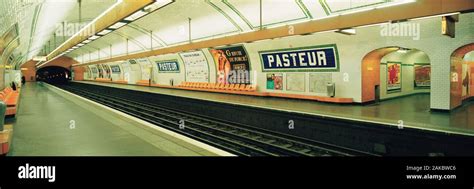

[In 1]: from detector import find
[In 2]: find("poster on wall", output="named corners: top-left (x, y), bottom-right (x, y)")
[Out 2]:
top-left (286, 73), bottom-right (306, 92)
top-left (387, 62), bottom-right (401, 92)
top-left (266, 73), bottom-right (283, 90)
top-left (137, 58), bottom-right (152, 80)
top-left (462, 64), bottom-right (469, 97)
top-left (414, 64), bottom-right (430, 88)
top-left (210, 45), bottom-right (251, 84)
top-left (309, 73), bottom-right (332, 94)
top-left (156, 60), bottom-right (180, 73)
top-left (179, 51), bottom-right (209, 82)
top-left (259, 45), bottom-right (339, 72)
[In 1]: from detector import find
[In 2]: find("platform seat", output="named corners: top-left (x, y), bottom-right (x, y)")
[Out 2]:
top-left (136, 80), bottom-right (151, 86)
top-left (0, 124), bottom-right (13, 155)
top-left (112, 80), bottom-right (128, 84)
top-left (177, 82), bottom-right (258, 93)
top-left (95, 78), bottom-right (112, 83)
top-left (243, 85), bottom-right (257, 92)
top-left (172, 81), bottom-right (350, 103)
top-left (0, 87), bottom-right (20, 116)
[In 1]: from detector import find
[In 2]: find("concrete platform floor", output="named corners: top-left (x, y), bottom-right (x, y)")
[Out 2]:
top-left (76, 81), bottom-right (474, 136)
top-left (7, 82), bottom-right (220, 156)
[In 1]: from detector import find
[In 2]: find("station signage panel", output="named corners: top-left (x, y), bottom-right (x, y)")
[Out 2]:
top-left (156, 60), bottom-right (180, 73)
top-left (259, 45), bottom-right (339, 72)
top-left (110, 65), bottom-right (121, 73)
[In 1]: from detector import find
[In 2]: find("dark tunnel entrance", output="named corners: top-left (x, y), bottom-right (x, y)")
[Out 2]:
top-left (36, 66), bottom-right (71, 84)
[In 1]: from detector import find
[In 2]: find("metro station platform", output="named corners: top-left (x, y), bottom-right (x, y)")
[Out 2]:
top-left (75, 81), bottom-right (474, 137)
top-left (6, 82), bottom-right (226, 156)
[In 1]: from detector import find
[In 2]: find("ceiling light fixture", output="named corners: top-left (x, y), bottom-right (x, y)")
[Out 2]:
top-left (336, 28), bottom-right (356, 35)
top-left (97, 29), bottom-right (113, 36)
top-left (88, 35), bottom-right (100, 40)
top-left (123, 10), bottom-right (147, 21)
top-left (108, 22), bottom-right (128, 29)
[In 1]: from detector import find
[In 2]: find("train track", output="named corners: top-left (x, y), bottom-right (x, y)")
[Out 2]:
top-left (56, 83), bottom-right (376, 157)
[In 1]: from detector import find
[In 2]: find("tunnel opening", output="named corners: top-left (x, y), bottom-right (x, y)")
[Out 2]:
top-left (36, 66), bottom-right (71, 84)
top-left (362, 47), bottom-right (431, 108)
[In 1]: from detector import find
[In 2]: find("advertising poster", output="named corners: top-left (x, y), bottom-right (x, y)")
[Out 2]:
top-left (387, 62), bottom-right (401, 92)
top-left (309, 73), bottom-right (332, 94)
top-left (286, 73), bottom-right (305, 92)
top-left (414, 64), bottom-right (430, 88)
top-left (462, 64), bottom-right (469, 97)
top-left (210, 45), bottom-right (251, 84)
top-left (260, 45), bottom-right (339, 72)
top-left (179, 51), bottom-right (209, 82)
top-left (266, 73), bottom-right (283, 90)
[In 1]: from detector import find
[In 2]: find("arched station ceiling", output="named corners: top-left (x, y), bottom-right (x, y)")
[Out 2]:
top-left (0, 0), bottom-right (117, 68)
top-left (0, 0), bottom-right (425, 67)
top-left (65, 0), bottom-right (416, 64)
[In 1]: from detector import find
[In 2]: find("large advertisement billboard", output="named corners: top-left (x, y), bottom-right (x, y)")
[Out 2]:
top-left (210, 45), bottom-right (251, 84)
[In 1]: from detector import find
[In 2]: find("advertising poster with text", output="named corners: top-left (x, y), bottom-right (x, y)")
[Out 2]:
top-left (387, 63), bottom-right (401, 92)
top-left (210, 45), bottom-right (251, 84)
top-left (414, 64), bottom-right (430, 88)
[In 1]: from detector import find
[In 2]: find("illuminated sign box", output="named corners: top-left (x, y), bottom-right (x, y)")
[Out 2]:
top-left (33, 56), bottom-right (47, 61)
top-left (259, 44), bottom-right (339, 72)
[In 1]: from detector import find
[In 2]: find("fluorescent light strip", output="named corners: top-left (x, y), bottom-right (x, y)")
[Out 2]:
top-left (124, 10), bottom-right (147, 21)
top-left (375, 0), bottom-right (416, 9)
top-left (144, 0), bottom-right (173, 12)
top-left (97, 29), bottom-right (112, 36)
top-left (108, 22), bottom-right (127, 29)
top-left (88, 35), bottom-right (100, 40)
top-left (410, 12), bottom-right (460, 21)
top-left (47, 0), bottom-right (124, 56)
top-left (337, 28), bottom-right (356, 35)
